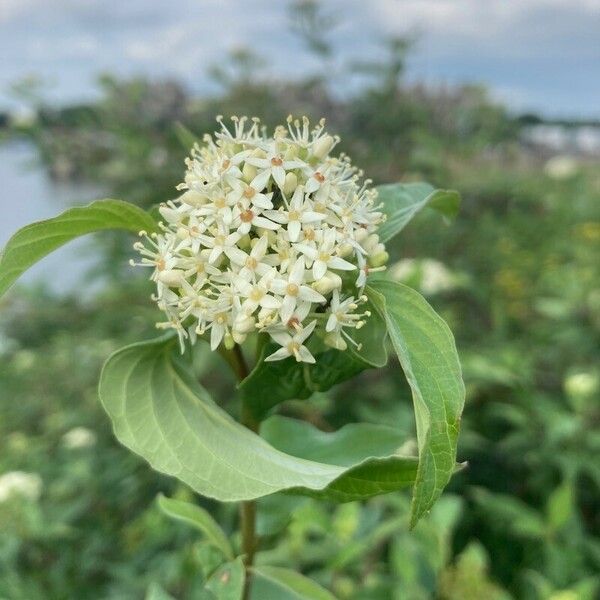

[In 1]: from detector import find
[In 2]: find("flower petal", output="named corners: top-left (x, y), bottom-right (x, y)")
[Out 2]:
top-left (264, 346), bottom-right (292, 362)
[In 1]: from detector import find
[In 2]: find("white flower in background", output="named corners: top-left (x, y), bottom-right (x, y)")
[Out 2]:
top-left (564, 372), bottom-right (599, 400)
top-left (0, 471), bottom-right (42, 503)
top-left (133, 116), bottom-right (387, 362)
top-left (391, 258), bottom-right (456, 295)
top-left (62, 426), bottom-right (97, 449)
top-left (544, 155), bottom-right (579, 180)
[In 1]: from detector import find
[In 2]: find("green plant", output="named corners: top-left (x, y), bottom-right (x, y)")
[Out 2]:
top-left (0, 116), bottom-right (464, 598)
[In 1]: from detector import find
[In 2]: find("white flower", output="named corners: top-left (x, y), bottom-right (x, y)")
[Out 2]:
top-left (234, 269), bottom-right (281, 315)
top-left (207, 305), bottom-right (234, 350)
top-left (224, 235), bottom-right (272, 279)
top-left (200, 226), bottom-right (241, 264)
top-left (134, 116), bottom-right (386, 362)
top-left (264, 185), bottom-right (324, 242)
top-left (324, 289), bottom-right (370, 351)
top-left (230, 204), bottom-right (280, 236)
top-left (0, 471), bottom-right (42, 503)
top-left (227, 170), bottom-right (274, 210)
top-left (295, 228), bottom-right (356, 280)
top-left (271, 258), bottom-right (325, 323)
top-left (265, 320), bottom-right (317, 363)
top-left (246, 151), bottom-right (305, 189)
top-left (62, 426), bottom-right (97, 449)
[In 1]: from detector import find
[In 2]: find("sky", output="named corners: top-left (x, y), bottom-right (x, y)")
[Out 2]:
top-left (1, 0), bottom-right (599, 118)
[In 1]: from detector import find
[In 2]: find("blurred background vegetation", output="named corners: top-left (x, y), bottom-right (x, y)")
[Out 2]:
top-left (0, 2), bottom-right (599, 599)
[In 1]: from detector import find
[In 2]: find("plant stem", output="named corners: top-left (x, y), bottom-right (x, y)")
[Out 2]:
top-left (230, 344), bottom-right (259, 599)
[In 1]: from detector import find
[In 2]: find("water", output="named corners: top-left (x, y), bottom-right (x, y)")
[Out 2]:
top-left (0, 141), bottom-right (101, 294)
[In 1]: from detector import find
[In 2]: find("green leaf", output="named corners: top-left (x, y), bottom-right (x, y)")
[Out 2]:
top-left (145, 583), bottom-right (177, 600)
top-left (157, 493), bottom-right (234, 560)
top-left (256, 495), bottom-right (305, 537)
top-left (546, 480), bottom-right (574, 532)
top-left (376, 182), bottom-right (460, 243)
top-left (0, 199), bottom-right (159, 297)
top-left (368, 280), bottom-right (465, 527)
top-left (262, 416), bottom-right (418, 502)
top-left (261, 416), bottom-right (405, 467)
top-left (239, 299), bottom-right (387, 420)
top-left (205, 557), bottom-right (245, 600)
top-left (239, 346), bottom-right (366, 420)
top-left (98, 336), bottom-right (418, 503)
top-left (250, 566), bottom-right (336, 600)
top-left (347, 295), bottom-right (388, 368)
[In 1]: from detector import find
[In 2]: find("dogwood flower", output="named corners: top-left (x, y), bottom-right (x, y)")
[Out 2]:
top-left (264, 320), bottom-right (317, 363)
top-left (295, 228), bottom-right (356, 280)
top-left (271, 258), bottom-right (326, 323)
top-left (246, 151), bottom-right (305, 189)
top-left (134, 116), bottom-right (387, 362)
top-left (264, 185), bottom-right (324, 242)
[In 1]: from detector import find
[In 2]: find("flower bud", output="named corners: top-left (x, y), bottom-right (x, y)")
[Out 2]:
top-left (242, 162), bottom-right (257, 183)
top-left (179, 190), bottom-right (207, 207)
top-left (238, 234), bottom-right (251, 250)
top-left (355, 228), bottom-right (369, 243)
top-left (224, 332), bottom-right (235, 350)
top-left (157, 270), bottom-right (183, 287)
top-left (258, 307), bottom-right (277, 325)
top-left (312, 271), bottom-right (342, 295)
top-left (370, 243), bottom-right (386, 256)
top-left (338, 243), bottom-right (353, 258)
top-left (283, 172), bottom-right (298, 196)
top-left (265, 230), bottom-right (278, 246)
top-left (159, 206), bottom-right (181, 224)
top-left (368, 250), bottom-right (389, 268)
top-left (234, 314), bottom-right (256, 334)
top-left (324, 331), bottom-right (347, 351)
top-left (232, 331), bottom-right (247, 345)
top-left (312, 135), bottom-right (335, 159)
top-left (364, 234), bottom-right (380, 254)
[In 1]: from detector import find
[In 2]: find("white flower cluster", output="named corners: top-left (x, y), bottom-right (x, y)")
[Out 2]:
top-left (0, 471), bottom-right (42, 503)
top-left (62, 426), bottom-right (97, 449)
top-left (133, 116), bottom-right (388, 363)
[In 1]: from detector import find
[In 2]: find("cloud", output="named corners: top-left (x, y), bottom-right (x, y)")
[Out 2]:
top-left (0, 0), bottom-right (599, 117)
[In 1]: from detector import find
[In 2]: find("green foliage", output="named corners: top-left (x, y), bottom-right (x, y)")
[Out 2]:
top-left (250, 566), bottom-right (336, 599)
top-left (369, 280), bottom-right (465, 526)
top-left (98, 336), bottom-right (421, 503)
top-left (157, 495), bottom-right (234, 560)
top-left (204, 558), bottom-right (245, 599)
top-left (376, 182), bottom-right (460, 243)
top-left (0, 199), bottom-right (158, 297)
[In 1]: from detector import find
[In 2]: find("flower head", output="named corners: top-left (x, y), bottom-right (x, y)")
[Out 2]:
top-left (134, 116), bottom-right (387, 362)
